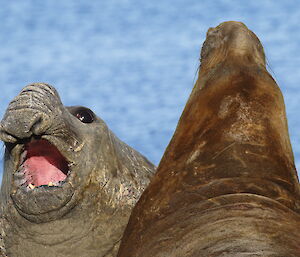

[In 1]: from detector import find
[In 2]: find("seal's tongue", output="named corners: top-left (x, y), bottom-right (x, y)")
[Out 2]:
top-left (23, 139), bottom-right (69, 187)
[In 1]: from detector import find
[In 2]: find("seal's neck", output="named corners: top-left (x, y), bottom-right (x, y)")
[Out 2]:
top-left (4, 186), bottom-right (127, 257)
top-left (158, 62), bottom-right (300, 211)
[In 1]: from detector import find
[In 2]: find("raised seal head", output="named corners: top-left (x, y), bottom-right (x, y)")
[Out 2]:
top-left (201, 21), bottom-right (266, 70)
top-left (0, 83), bottom-right (155, 257)
top-left (117, 21), bottom-right (300, 257)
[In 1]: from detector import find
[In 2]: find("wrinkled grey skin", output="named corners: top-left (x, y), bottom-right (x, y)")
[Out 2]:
top-left (0, 84), bottom-right (155, 257)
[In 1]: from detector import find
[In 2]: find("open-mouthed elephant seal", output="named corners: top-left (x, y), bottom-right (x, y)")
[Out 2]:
top-left (0, 83), bottom-right (155, 257)
top-left (117, 21), bottom-right (300, 257)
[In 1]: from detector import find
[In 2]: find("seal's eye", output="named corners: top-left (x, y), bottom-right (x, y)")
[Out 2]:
top-left (75, 108), bottom-right (94, 123)
top-left (67, 106), bottom-right (96, 124)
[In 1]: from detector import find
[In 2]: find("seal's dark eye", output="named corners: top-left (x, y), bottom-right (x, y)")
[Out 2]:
top-left (75, 109), bottom-right (94, 123)
top-left (67, 106), bottom-right (96, 124)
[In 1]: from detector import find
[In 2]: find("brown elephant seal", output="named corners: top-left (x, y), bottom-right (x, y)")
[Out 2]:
top-left (0, 83), bottom-right (155, 257)
top-left (117, 21), bottom-right (300, 257)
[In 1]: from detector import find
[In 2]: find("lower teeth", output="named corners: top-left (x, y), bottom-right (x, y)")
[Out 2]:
top-left (26, 181), bottom-right (61, 189)
top-left (28, 184), bottom-right (35, 189)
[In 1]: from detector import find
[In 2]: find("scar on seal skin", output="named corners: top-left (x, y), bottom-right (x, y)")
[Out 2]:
top-left (0, 84), bottom-right (155, 257)
top-left (117, 21), bottom-right (300, 257)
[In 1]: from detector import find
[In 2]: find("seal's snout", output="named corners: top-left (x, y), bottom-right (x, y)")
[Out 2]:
top-left (201, 21), bottom-right (265, 68)
top-left (206, 21), bottom-right (248, 42)
top-left (0, 113), bottom-right (48, 143)
top-left (214, 21), bottom-right (247, 30)
top-left (0, 83), bottom-right (64, 142)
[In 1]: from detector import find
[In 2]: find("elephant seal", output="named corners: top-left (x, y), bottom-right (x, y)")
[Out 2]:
top-left (117, 21), bottom-right (300, 257)
top-left (0, 84), bottom-right (155, 257)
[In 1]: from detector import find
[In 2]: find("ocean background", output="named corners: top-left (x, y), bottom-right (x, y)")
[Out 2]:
top-left (0, 0), bottom-right (299, 178)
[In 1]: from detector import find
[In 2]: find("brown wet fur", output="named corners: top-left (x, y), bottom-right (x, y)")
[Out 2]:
top-left (117, 21), bottom-right (300, 257)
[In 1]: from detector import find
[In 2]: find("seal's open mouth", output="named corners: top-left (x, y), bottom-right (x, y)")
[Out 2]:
top-left (11, 138), bottom-right (76, 221)
top-left (17, 139), bottom-right (70, 189)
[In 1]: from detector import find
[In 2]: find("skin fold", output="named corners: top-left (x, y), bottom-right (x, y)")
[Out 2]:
top-left (117, 21), bottom-right (300, 257)
top-left (0, 84), bottom-right (155, 257)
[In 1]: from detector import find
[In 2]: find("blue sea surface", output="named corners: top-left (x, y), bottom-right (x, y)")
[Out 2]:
top-left (0, 1), bottom-right (299, 178)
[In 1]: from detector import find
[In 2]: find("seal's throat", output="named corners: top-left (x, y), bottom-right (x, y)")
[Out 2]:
top-left (21, 139), bottom-right (69, 188)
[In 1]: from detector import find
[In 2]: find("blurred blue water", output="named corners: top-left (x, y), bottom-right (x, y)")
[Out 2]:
top-left (0, 1), bottom-right (299, 177)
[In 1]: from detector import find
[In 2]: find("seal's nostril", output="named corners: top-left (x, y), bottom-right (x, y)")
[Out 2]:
top-left (30, 116), bottom-right (43, 135)
top-left (0, 130), bottom-right (18, 143)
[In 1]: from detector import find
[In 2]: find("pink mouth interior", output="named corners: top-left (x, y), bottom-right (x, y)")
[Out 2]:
top-left (23, 139), bottom-right (69, 187)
